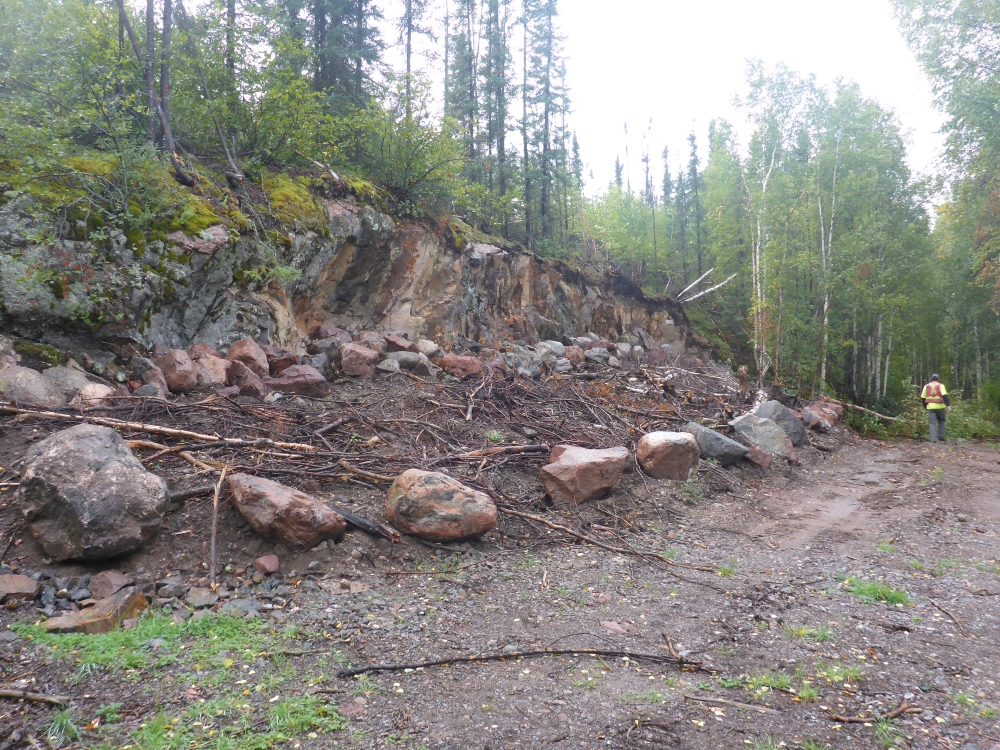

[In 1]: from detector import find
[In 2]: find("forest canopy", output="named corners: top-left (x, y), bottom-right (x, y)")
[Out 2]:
top-left (0, 0), bottom-right (997, 421)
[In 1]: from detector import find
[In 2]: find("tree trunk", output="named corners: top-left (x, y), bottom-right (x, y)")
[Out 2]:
top-left (882, 331), bottom-right (892, 398)
top-left (521, 8), bottom-right (531, 246)
top-left (160, 0), bottom-right (173, 145)
top-left (146, 0), bottom-right (156, 144)
top-left (405, 0), bottom-right (413, 116)
top-left (226, 0), bottom-right (236, 83)
top-left (974, 318), bottom-right (983, 401)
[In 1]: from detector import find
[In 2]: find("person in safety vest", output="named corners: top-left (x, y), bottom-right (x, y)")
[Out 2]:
top-left (920, 374), bottom-right (951, 443)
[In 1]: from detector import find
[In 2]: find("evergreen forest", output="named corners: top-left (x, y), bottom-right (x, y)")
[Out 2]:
top-left (1, 0), bottom-right (999, 428)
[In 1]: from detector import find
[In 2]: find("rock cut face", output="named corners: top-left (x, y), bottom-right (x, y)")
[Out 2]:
top-left (19, 424), bottom-right (169, 561)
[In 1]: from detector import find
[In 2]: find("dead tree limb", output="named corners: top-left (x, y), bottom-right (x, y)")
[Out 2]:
top-left (0, 689), bottom-right (70, 706)
top-left (929, 599), bottom-right (970, 637)
top-left (295, 150), bottom-right (340, 182)
top-left (679, 273), bottom-right (737, 304)
top-left (826, 399), bottom-right (897, 423)
top-left (682, 693), bottom-right (780, 715)
top-left (337, 460), bottom-right (395, 483)
top-left (0, 405), bottom-right (317, 452)
top-left (209, 465), bottom-right (229, 591)
top-left (331, 507), bottom-right (401, 543)
top-left (827, 701), bottom-right (918, 723)
top-left (337, 647), bottom-right (706, 679)
top-left (451, 445), bottom-right (549, 460)
top-left (113, 0), bottom-right (196, 186)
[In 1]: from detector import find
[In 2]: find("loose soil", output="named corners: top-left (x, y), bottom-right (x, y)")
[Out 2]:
top-left (1, 376), bottom-right (999, 750)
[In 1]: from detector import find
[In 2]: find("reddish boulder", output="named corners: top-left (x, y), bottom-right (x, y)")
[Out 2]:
top-left (227, 360), bottom-right (269, 399)
top-left (42, 586), bottom-right (147, 634)
top-left (386, 470), bottom-right (497, 542)
top-left (226, 338), bottom-right (269, 378)
top-left (539, 445), bottom-right (630, 506)
top-left (254, 555), bottom-right (280, 575)
top-left (193, 354), bottom-right (231, 388)
top-left (564, 346), bottom-right (585, 365)
top-left (357, 332), bottom-right (387, 355)
top-left (0, 574), bottom-right (40, 603)
top-left (784, 439), bottom-right (801, 466)
top-left (745, 447), bottom-right (774, 470)
top-left (636, 432), bottom-right (700, 481)
top-left (227, 474), bottom-right (346, 551)
top-left (263, 364), bottom-right (330, 397)
top-left (154, 350), bottom-right (198, 393)
top-left (262, 345), bottom-right (300, 376)
top-left (141, 366), bottom-right (170, 395)
top-left (89, 570), bottom-right (134, 600)
top-left (339, 343), bottom-right (380, 378)
top-left (309, 323), bottom-right (352, 343)
top-left (384, 333), bottom-right (418, 353)
top-left (188, 343), bottom-right (223, 359)
top-left (439, 355), bottom-right (484, 379)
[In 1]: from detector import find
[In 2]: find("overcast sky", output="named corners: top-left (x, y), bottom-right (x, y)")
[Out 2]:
top-left (558, 0), bottom-right (946, 194)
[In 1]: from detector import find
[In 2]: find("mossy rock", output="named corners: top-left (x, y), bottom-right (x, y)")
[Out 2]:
top-left (13, 340), bottom-right (67, 367)
top-left (263, 171), bottom-right (326, 232)
top-left (165, 194), bottom-right (220, 235)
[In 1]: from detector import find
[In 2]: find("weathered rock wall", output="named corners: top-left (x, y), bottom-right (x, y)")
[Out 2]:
top-left (0, 193), bottom-right (692, 353)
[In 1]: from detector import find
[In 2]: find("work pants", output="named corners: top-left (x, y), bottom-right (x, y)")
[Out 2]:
top-left (928, 409), bottom-right (946, 442)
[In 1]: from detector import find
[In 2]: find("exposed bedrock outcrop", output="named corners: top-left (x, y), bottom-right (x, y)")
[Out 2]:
top-left (0, 193), bottom-right (694, 352)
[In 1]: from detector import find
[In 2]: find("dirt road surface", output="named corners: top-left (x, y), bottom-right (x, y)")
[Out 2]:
top-left (1, 423), bottom-right (998, 750)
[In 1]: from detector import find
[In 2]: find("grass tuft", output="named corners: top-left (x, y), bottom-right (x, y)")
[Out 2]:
top-left (843, 578), bottom-right (911, 604)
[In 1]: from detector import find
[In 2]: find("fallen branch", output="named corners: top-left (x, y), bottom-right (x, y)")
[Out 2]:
top-left (332, 506), bottom-right (401, 543)
top-left (826, 400), bottom-right (897, 423)
top-left (929, 599), bottom-right (970, 637)
top-left (315, 418), bottom-right (348, 436)
top-left (168, 486), bottom-right (215, 503)
top-left (0, 688), bottom-right (70, 706)
top-left (209, 465), bottom-right (229, 591)
top-left (295, 150), bottom-right (340, 181)
top-left (682, 693), bottom-right (780, 715)
top-left (337, 460), bottom-right (395, 484)
top-left (0, 405), bottom-right (317, 452)
top-left (451, 444), bottom-right (549, 460)
top-left (827, 700), bottom-right (918, 723)
top-left (337, 647), bottom-right (705, 679)
top-left (679, 273), bottom-right (736, 304)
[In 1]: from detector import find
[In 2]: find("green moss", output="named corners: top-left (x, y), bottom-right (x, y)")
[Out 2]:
top-left (13, 340), bottom-right (66, 366)
top-left (263, 171), bottom-right (325, 231)
top-left (165, 193), bottom-right (219, 235)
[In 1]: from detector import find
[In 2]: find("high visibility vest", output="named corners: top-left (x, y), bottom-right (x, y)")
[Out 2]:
top-left (924, 382), bottom-right (945, 405)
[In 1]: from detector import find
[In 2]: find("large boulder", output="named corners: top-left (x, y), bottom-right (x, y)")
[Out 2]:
top-left (227, 360), bottom-right (268, 398)
top-left (263, 364), bottom-right (330, 397)
top-left (261, 345), bottom-right (299, 376)
top-left (227, 474), bottom-right (346, 551)
top-left (0, 366), bottom-right (67, 407)
top-left (0, 335), bottom-right (21, 370)
top-left (357, 332), bottom-right (387, 354)
top-left (731, 415), bottom-right (788, 458)
top-left (386, 470), bottom-right (497, 542)
top-left (339, 343), bottom-right (380, 378)
top-left (70, 383), bottom-right (114, 408)
top-left (42, 363), bottom-right (92, 399)
top-left (19, 424), bottom-right (169, 561)
top-left (0, 574), bottom-right (40, 603)
top-left (439, 355), bottom-right (484, 379)
top-left (756, 400), bottom-right (806, 446)
top-left (681, 422), bottom-right (748, 467)
top-left (192, 353), bottom-right (231, 388)
top-left (636, 432), bottom-right (700, 481)
top-left (384, 333), bottom-right (418, 353)
top-left (539, 445), bottom-right (630, 506)
top-left (154, 350), bottom-right (198, 393)
top-left (226, 338), bottom-right (269, 378)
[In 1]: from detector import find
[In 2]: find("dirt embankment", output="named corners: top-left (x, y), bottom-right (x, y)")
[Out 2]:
top-left (0, 356), bottom-right (998, 750)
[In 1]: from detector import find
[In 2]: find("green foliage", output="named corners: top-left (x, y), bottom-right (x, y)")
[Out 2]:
top-left (47, 710), bottom-right (81, 748)
top-left (815, 662), bottom-right (865, 684)
top-left (843, 578), bottom-right (911, 604)
top-left (263, 171), bottom-right (326, 231)
top-left (784, 624), bottom-right (834, 643)
top-left (747, 671), bottom-right (792, 691)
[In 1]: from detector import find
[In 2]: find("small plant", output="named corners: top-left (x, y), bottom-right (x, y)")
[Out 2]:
top-left (951, 691), bottom-right (976, 709)
top-left (875, 539), bottom-right (898, 553)
top-left (873, 717), bottom-right (904, 748)
top-left (784, 624), bottom-right (834, 643)
top-left (797, 683), bottom-right (820, 701)
top-left (718, 676), bottom-right (744, 689)
top-left (803, 741), bottom-right (831, 750)
top-left (717, 560), bottom-right (738, 578)
top-left (909, 559), bottom-right (923, 570)
top-left (46, 710), bottom-right (81, 748)
top-left (750, 736), bottom-right (784, 750)
top-left (816, 662), bottom-right (864, 684)
top-left (981, 707), bottom-right (999, 720)
top-left (486, 430), bottom-right (504, 443)
top-left (682, 482), bottom-right (705, 502)
top-left (747, 672), bottom-right (792, 692)
top-left (96, 702), bottom-right (123, 723)
top-left (931, 559), bottom-right (960, 577)
top-left (974, 560), bottom-right (1000, 575)
top-left (843, 578), bottom-right (911, 604)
